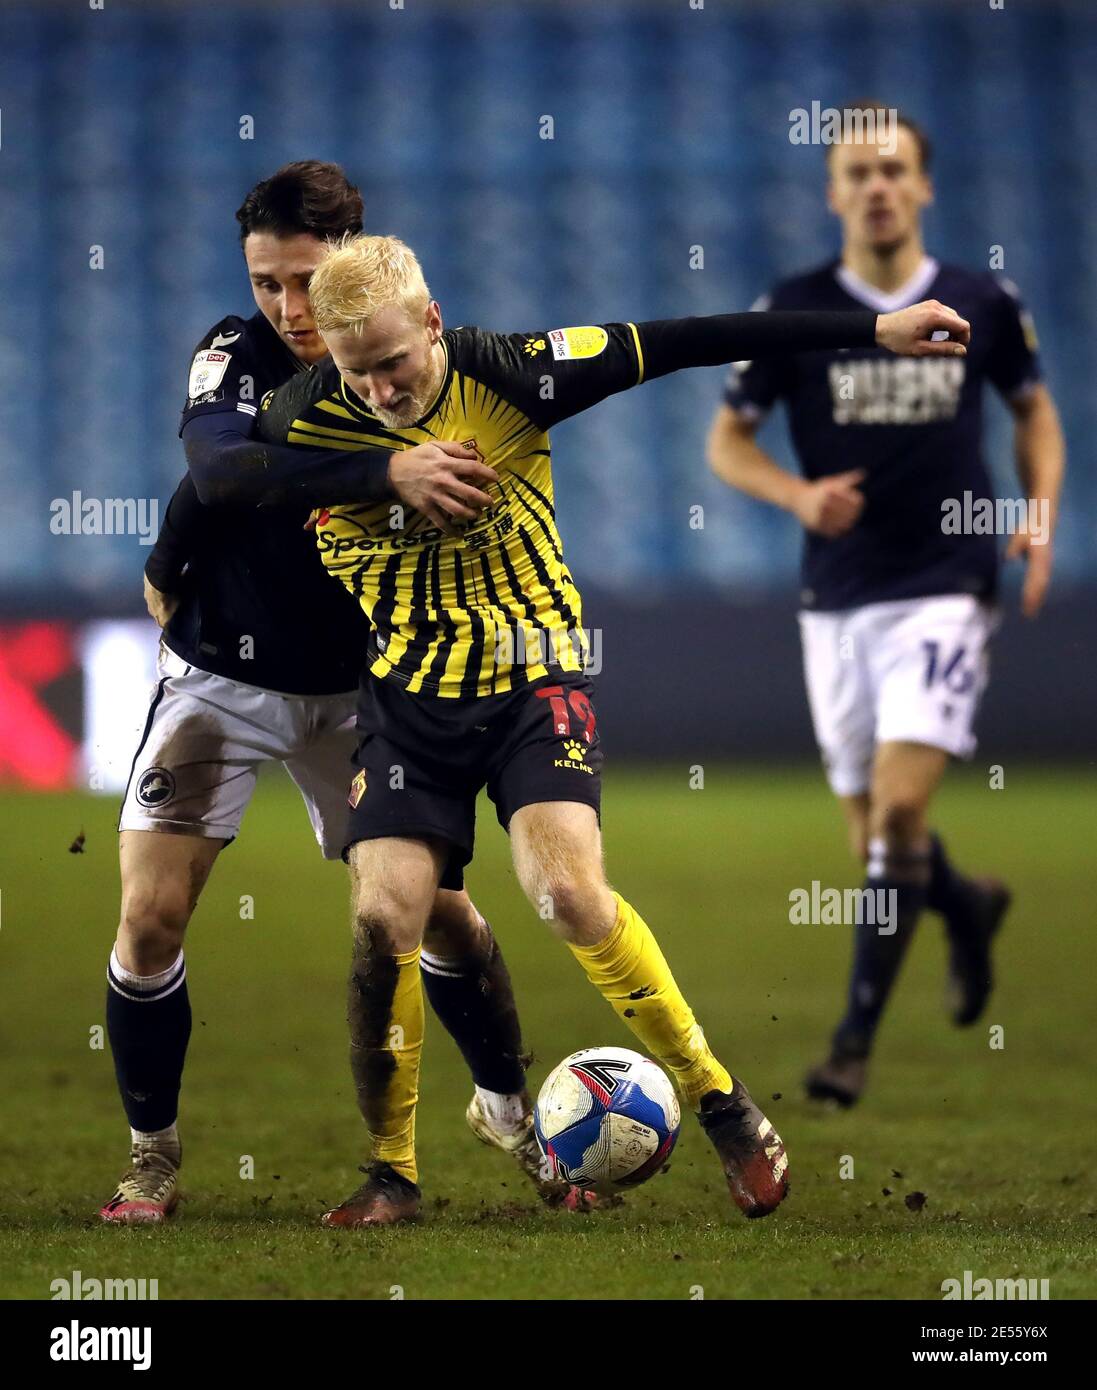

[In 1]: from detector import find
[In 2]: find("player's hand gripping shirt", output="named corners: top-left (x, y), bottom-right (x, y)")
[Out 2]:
top-left (724, 260), bottom-right (1042, 610)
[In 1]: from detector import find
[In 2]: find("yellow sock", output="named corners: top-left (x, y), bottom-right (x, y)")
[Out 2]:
top-left (568, 892), bottom-right (732, 1109)
top-left (350, 945), bottom-right (423, 1185)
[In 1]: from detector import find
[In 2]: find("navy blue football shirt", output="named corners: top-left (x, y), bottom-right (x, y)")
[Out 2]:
top-left (145, 310), bottom-right (369, 695)
top-left (723, 258), bottom-right (1042, 610)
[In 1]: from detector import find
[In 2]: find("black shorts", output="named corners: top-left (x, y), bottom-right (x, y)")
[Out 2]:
top-left (344, 669), bottom-right (603, 890)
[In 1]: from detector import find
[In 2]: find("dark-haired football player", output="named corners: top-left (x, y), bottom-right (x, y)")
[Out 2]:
top-left (103, 163), bottom-right (566, 1224)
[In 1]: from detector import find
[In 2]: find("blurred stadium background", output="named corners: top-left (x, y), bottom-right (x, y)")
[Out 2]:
top-left (0, 0), bottom-right (1094, 791)
top-left (2, 0), bottom-right (1096, 1305)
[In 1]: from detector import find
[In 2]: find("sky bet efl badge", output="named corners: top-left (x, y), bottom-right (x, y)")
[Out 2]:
top-left (548, 326), bottom-right (608, 360)
top-left (188, 348), bottom-right (231, 400)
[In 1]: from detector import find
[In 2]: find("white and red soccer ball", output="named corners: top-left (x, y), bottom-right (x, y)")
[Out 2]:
top-left (533, 1046), bottom-right (681, 1194)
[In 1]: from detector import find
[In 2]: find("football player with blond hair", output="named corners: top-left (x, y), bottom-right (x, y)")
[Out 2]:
top-left (257, 230), bottom-right (970, 1224)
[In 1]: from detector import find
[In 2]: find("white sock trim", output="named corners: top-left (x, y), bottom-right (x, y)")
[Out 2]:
top-left (866, 837), bottom-right (888, 880)
top-left (420, 949), bottom-right (470, 979)
top-left (109, 947), bottom-right (185, 996)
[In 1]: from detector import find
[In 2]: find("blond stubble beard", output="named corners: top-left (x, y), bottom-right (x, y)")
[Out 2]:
top-left (369, 342), bottom-right (447, 429)
top-left (370, 388), bottom-right (434, 429)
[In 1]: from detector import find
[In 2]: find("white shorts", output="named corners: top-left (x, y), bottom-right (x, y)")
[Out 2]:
top-left (799, 594), bottom-right (997, 798)
top-left (119, 645), bottom-right (357, 859)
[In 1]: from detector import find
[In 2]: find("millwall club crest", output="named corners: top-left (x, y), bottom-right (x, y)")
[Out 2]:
top-left (136, 767), bottom-right (175, 808)
top-left (347, 769), bottom-right (367, 809)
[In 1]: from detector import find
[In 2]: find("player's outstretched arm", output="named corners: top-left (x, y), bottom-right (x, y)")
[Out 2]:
top-left (521, 303), bottom-right (970, 431)
top-left (639, 300), bottom-right (968, 380)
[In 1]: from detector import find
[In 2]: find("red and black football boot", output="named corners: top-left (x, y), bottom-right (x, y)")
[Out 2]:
top-left (698, 1079), bottom-right (789, 1219)
top-left (321, 1162), bottom-right (422, 1228)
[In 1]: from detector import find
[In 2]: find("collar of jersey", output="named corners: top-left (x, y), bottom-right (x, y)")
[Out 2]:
top-left (834, 255), bottom-right (940, 314)
top-left (338, 336), bottom-right (453, 430)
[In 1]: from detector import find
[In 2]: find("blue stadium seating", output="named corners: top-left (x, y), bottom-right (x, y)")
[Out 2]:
top-left (0, 0), bottom-right (1091, 604)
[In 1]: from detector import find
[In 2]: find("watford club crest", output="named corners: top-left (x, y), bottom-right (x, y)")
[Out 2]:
top-left (347, 769), bottom-right (367, 809)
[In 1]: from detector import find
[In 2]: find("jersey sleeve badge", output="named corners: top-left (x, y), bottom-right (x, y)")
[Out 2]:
top-left (188, 348), bottom-right (232, 402)
top-left (547, 326), bottom-right (608, 360)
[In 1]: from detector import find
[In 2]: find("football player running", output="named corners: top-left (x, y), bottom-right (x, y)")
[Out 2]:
top-left (707, 109), bottom-right (1065, 1106)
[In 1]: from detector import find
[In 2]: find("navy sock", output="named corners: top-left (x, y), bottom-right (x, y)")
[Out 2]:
top-left (420, 921), bottom-right (526, 1095)
top-left (835, 839), bottom-right (930, 1057)
top-left (106, 949), bottom-right (191, 1133)
top-left (928, 833), bottom-right (978, 926)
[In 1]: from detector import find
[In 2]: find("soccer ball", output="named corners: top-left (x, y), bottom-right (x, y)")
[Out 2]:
top-left (533, 1046), bottom-right (681, 1193)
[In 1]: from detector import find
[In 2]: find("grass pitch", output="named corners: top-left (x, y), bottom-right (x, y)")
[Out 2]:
top-left (1, 766), bottom-right (1094, 1300)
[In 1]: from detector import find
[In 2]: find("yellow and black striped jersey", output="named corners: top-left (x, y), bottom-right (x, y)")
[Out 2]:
top-left (257, 323), bottom-right (646, 698)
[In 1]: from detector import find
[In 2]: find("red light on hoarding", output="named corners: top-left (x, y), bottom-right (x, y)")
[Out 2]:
top-left (0, 623), bottom-right (79, 788)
